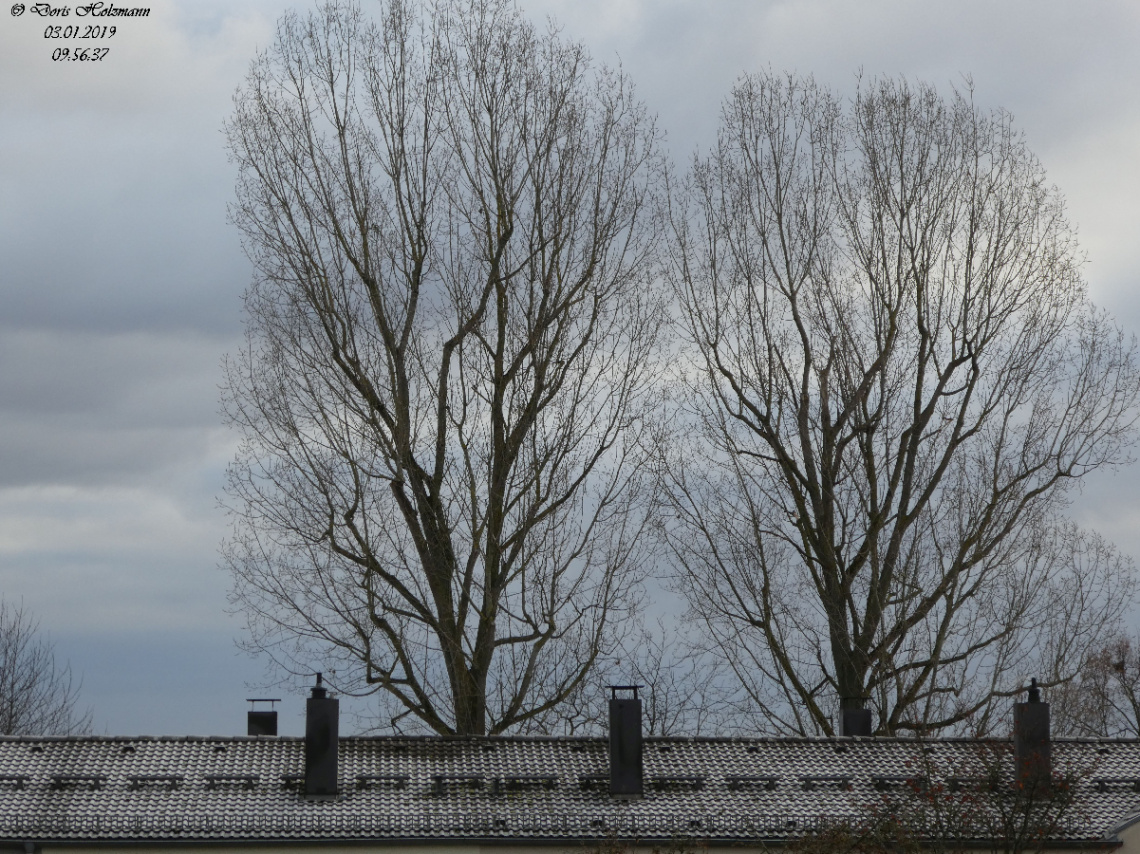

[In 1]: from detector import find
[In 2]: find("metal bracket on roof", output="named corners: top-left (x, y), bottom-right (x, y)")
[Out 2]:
top-left (205, 774), bottom-right (259, 790)
top-left (948, 775), bottom-right (992, 792)
top-left (1093, 777), bottom-right (1140, 793)
top-left (355, 774), bottom-right (410, 790)
top-left (650, 775), bottom-right (705, 791)
top-left (49, 775), bottom-right (106, 790)
top-left (127, 775), bottom-right (184, 791)
top-left (431, 774), bottom-right (484, 795)
top-left (872, 774), bottom-right (928, 792)
top-left (799, 774), bottom-right (852, 791)
top-left (725, 774), bottom-right (779, 791)
top-left (577, 774), bottom-right (608, 791)
top-left (493, 774), bottom-right (558, 794)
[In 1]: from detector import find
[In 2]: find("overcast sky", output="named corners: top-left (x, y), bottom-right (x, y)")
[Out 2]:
top-left (1, 0), bottom-right (1138, 737)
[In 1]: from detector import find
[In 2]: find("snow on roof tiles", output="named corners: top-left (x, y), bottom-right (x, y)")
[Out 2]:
top-left (1, 735), bottom-right (1137, 844)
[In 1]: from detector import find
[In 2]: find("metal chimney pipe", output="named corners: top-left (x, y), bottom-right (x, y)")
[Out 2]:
top-left (304, 673), bottom-right (339, 798)
top-left (246, 698), bottom-right (280, 737)
top-left (608, 686), bottom-right (643, 798)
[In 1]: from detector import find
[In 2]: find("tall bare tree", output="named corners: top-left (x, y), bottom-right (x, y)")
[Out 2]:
top-left (222, 0), bottom-right (664, 735)
top-left (0, 599), bottom-right (91, 736)
top-left (663, 74), bottom-right (1139, 736)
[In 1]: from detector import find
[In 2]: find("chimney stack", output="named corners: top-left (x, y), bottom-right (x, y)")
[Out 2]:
top-left (608, 686), bottom-right (643, 798)
top-left (304, 673), bottom-right (339, 799)
top-left (840, 696), bottom-right (872, 737)
top-left (1013, 678), bottom-right (1050, 785)
top-left (246, 699), bottom-right (280, 736)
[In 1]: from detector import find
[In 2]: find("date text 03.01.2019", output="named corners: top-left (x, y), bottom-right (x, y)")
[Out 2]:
top-left (44, 25), bottom-right (117, 37)
top-left (52, 47), bottom-right (110, 60)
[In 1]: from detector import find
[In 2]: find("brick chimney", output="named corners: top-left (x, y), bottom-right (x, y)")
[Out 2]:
top-left (304, 673), bottom-right (339, 798)
top-left (608, 686), bottom-right (643, 798)
top-left (1013, 678), bottom-right (1050, 785)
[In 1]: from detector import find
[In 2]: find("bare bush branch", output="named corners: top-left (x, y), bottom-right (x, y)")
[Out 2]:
top-left (0, 600), bottom-right (92, 736)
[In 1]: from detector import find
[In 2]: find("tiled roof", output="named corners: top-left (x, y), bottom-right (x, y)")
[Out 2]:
top-left (1, 735), bottom-right (1138, 844)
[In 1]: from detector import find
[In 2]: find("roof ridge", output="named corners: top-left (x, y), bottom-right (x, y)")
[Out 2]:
top-left (6, 733), bottom-right (1140, 745)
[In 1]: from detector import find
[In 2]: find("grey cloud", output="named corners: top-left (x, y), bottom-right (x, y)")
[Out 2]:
top-left (0, 124), bottom-right (248, 337)
top-left (0, 330), bottom-right (236, 487)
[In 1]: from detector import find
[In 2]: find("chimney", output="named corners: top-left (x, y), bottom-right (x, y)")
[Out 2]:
top-left (304, 673), bottom-right (339, 798)
top-left (840, 696), bottom-right (872, 737)
top-left (1013, 678), bottom-right (1050, 784)
top-left (246, 698), bottom-right (280, 736)
top-left (608, 686), bottom-right (643, 798)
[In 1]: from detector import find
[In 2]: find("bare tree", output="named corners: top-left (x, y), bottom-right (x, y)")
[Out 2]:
top-left (222, 0), bottom-right (665, 735)
top-left (0, 599), bottom-right (92, 736)
top-left (1052, 632), bottom-right (1140, 737)
top-left (663, 73), bottom-right (1139, 736)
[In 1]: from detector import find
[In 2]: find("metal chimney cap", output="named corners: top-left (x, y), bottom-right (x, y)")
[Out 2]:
top-left (310, 672), bottom-right (328, 700)
top-left (1027, 677), bottom-right (1041, 703)
top-left (246, 698), bottom-right (281, 708)
top-left (608, 685), bottom-right (641, 700)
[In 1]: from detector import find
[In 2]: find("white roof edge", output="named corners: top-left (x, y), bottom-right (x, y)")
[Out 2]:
top-left (1105, 810), bottom-right (1140, 841)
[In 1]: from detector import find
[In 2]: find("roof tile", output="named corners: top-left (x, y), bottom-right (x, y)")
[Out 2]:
top-left (0, 736), bottom-right (1137, 844)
